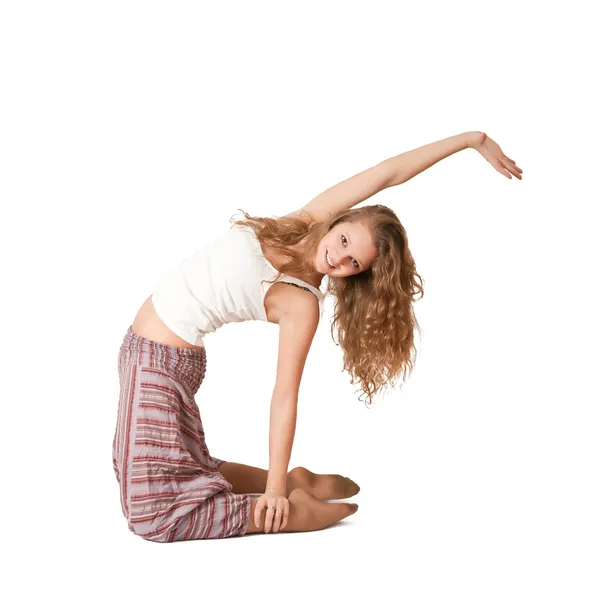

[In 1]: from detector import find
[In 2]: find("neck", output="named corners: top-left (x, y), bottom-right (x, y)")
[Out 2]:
top-left (265, 238), bottom-right (325, 288)
top-left (289, 238), bottom-right (325, 288)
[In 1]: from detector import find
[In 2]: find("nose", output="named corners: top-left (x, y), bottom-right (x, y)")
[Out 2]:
top-left (333, 251), bottom-right (349, 268)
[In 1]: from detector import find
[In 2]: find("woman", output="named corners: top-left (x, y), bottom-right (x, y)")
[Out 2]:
top-left (112, 131), bottom-right (522, 541)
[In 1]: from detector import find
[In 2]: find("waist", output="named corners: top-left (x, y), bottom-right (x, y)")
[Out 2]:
top-left (132, 296), bottom-right (205, 349)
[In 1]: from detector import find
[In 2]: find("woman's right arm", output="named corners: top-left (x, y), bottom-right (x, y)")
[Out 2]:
top-left (264, 288), bottom-right (320, 496)
top-left (252, 286), bottom-right (320, 533)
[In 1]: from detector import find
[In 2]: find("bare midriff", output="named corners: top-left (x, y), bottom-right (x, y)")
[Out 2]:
top-left (130, 255), bottom-right (320, 350)
top-left (131, 293), bottom-right (279, 349)
top-left (131, 296), bottom-right (204, 349)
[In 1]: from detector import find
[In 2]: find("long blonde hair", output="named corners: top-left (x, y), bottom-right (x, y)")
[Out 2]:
top-left (231, 205), bottom-right (424, 405)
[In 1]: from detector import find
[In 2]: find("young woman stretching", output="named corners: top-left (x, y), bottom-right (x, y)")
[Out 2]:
top-left (112, 131), bottom-right (522, 541)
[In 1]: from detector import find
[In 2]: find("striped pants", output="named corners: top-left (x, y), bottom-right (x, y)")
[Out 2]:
top-left (112, 326), bottom-right (251, 542)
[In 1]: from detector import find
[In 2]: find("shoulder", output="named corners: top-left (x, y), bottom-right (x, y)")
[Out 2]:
top-left (266, 281), bottom-right (320, 328)
top-left (272, 284), bottom-right (320, 396)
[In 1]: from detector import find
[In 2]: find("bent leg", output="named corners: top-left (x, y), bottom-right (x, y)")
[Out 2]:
top-left (215, 460), bottom-right (360, 500)
top-left (246, 488), bottom-right (358, 535)
top-left (215, 460), bottom-right (270, 494)
top-left (139, 490), bottom-right (252, 542)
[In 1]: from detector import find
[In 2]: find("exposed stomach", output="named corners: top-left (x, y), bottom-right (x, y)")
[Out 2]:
top-left (131, 296), bottom-right (205, 349)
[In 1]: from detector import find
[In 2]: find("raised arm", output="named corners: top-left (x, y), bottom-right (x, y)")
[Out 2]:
top-left (285, 131), bottom-right (485, 223)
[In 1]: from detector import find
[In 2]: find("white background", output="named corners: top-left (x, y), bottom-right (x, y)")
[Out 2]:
top-left (2, 1), bottom-right (598, 598)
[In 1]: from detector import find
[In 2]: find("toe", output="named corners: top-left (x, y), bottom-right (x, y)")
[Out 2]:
top-left (345, 477), bottom-right (360, 496)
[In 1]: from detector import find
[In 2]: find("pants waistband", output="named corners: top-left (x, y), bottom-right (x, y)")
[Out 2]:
top-left (119, 326), bottom-right (207, 397)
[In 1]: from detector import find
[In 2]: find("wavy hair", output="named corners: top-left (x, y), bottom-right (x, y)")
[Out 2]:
top-left (230, 205), bottom-right (424, 406)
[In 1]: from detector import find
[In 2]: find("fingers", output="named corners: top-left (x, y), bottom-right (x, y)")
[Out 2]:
top-left (505, 156), bottom-right (522, 170)
top-left (254, 497), bottom-right (265, 529)
top-left (271, 499), bottom-right (289, 533)
top-left (254, 495), bottom-right (290, 533)
top-left (263, 498), bottom-right (290, 533)
top-left (494, 158), bottom-right (512, 178)
top-left (481, 137), bottom-right (523, 180)
top-left (498, 156), bottom-right (523, 179)
top-left (264, 504), bottom-right (274, 533)
top-left (502, 157), bottom-right (523, 179)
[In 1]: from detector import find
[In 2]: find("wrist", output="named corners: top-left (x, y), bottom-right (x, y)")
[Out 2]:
top-left (466, 131), bottom-right (485, 150)
top-left (265, 476), bottom-right (287, 494)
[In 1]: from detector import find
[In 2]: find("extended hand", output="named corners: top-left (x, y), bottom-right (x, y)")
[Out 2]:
top-left (254, 490), bottom-right (290, 533)
top-left (468, 132), bottom-right (523, 180)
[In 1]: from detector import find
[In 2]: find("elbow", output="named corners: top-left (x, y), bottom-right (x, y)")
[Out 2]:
top-left (378, 159), bottom-right (402, 189)
top-left (271, 389), bottom-right (299, 405)
top-left (270, 389), bottom-right (299, 414)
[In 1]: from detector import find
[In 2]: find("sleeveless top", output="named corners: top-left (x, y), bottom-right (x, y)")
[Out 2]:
top-left (150, 224), bottom-right (325, 347)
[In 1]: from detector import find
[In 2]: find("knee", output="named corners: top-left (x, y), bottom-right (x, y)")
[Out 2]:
top-left (132, 529), bottom-right (174, 543)
top-left (141, 534), bottom-right (172, 543)
top-left (128, 521), bottom-right (175, 543)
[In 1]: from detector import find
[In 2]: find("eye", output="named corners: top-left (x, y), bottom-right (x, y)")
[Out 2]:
top-left (341, 234), bottom-right (360, 269)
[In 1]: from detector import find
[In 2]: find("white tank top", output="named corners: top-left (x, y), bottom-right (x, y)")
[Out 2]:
top-left (151, 224), bottom-right (325, 347)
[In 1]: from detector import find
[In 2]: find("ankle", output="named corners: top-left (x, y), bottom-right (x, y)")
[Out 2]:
top-left (286, 466), bottom-right (313, 496)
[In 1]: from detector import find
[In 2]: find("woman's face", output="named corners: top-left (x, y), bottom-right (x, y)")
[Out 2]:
top-left (315, 219), bottom-right (378, 278)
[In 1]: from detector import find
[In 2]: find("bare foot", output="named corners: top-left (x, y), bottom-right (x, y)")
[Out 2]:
top-left (287, 466), bottom-right (360, 501)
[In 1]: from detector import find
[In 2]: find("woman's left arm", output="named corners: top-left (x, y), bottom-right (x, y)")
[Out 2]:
top-left (286, 131), bottom-right (522, 223)
top-left (382, 131), bottom-right (523, 187)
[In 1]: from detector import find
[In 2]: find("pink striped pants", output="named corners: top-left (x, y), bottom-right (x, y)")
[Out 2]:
top-left (112, 326), bottom-right (251, 542)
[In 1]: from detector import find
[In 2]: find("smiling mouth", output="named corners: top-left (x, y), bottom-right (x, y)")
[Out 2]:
top-left (325, 249), bottom-right (335, 269)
